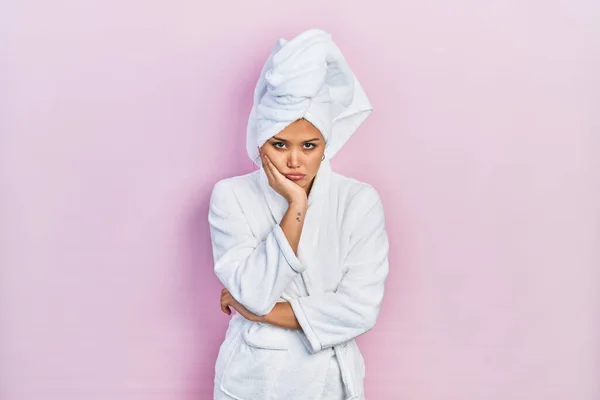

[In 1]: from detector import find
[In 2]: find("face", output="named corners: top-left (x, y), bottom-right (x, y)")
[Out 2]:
top-left (260, 118), bottom-right (325, 193)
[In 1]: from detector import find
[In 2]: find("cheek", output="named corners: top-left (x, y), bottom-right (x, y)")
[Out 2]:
top-left (264, 150), bottom-right (285, 168)
top-left (306, 154), bottom-right (323, 175)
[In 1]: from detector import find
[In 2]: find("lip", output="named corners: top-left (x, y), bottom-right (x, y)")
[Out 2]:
top-left (284, 174), bottom-right (306, 181)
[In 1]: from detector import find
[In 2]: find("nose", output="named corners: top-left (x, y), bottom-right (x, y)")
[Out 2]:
top-left (287, 148), bottom-right (301, 169)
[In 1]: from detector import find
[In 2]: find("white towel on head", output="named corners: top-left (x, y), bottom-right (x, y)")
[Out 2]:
top-left (246, 28), bottom-right (374, 166)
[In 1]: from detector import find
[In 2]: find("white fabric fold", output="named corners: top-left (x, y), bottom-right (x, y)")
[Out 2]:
top-left (246, 28), bottom-right (373, 166)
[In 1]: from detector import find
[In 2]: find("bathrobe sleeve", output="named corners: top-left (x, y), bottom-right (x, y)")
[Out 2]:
top-left (290, 186), bottom-right (389, 353)
top-left (208, 179), bottom-right (307, 316)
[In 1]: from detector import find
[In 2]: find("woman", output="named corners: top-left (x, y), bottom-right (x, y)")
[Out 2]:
top-left (208, 28), bottom-right (389, 400)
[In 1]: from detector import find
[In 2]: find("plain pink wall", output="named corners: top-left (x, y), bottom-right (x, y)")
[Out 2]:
top-left (1, 1), bottom-right (598, 399)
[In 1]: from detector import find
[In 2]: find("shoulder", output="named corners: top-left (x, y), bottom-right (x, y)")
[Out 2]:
top-left (331, 171), bottom-right (383, 213)
top-left (331, 172), bottom-right (387, 236)
top-left (209, 170), bottom-right (261, 211)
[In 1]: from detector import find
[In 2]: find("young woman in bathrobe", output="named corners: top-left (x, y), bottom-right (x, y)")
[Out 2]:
top-left (208, 29), bottom-right (389, 400)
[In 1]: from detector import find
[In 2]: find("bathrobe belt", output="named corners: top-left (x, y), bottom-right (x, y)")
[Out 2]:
top-left (334, 342), bottom-right (358, 399)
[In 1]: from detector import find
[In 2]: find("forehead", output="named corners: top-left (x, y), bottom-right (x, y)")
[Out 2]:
top-left (273, 118), bottom-right (323, 141)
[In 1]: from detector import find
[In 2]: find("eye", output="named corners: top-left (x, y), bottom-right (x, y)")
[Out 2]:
top-left (272, 142), bottom-right (286, 149)
top-left (304, 143), bottom-right (316, 149)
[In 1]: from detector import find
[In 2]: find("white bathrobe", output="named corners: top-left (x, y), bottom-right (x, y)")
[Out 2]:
top-left (208, 28), bottom-right (389, 400)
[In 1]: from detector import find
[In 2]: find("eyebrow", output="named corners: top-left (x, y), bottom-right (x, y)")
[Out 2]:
top-left (271, 136), bottom-right (321, 142)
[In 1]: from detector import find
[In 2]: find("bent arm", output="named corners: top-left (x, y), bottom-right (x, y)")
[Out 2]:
top-left (262, 302), bottom-right (301, 330)
top-left (208, 180), bottom-right (307, 316)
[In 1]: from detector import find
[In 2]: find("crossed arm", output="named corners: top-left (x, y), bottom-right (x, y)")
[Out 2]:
top-left (208, 180), bottom-right (389, 353)
top-left (220, 288), bottom-right (300, 329)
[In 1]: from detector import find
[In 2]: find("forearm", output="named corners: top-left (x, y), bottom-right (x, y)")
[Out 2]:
top-left (209, 180), bottom-right (308, 316)
top-left (262, 302), bottom-right (301, 330)
top-left (279, 199), bottom-right (308, 255)
top-left (258, 200), bottom-right (306, 326)
top-left (279, 201), bottom-right (308, 253)
top-left (289, 289), bottom-right (383, 353)
top-left (211, 211), bottom-right (307, 315)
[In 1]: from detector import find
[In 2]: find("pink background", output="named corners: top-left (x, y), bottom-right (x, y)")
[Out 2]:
top-left (1, 1), bottom-right (599, 399)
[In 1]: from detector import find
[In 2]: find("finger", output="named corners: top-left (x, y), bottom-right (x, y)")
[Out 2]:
top-left (223, 294), bottom-right (241, 313)
top-left (264, 154), bottom-right (282, 180)
top-left (223, 292), bottom-right (236, 306)
top-left (220, 298), bottom-right (232, 315)
top-left (262, 154), bottom-right (275, 182)
top-left (220, 291), bottom-right (233, 315)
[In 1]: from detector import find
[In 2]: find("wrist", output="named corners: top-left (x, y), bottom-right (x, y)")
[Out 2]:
top-left (261, 306), bottom-right (275, 325)
top-left (257, 314), bottom-right (268, 323)
top-left (288, 198), bottom-right (308, 209)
